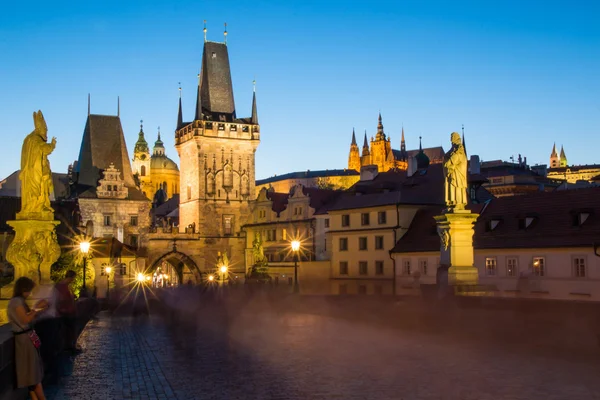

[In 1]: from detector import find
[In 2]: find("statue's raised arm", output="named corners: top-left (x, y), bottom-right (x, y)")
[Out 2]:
top-left (443, 132), bottom-right (468, 211)
top-left (18, 110), bottom-right (57, 221)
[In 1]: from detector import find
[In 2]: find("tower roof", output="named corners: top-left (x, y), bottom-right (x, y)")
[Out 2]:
top-left (351, 128), bottom-right (357, 146)
top-left (134, 121), bottom-right (149, 154)
top-left (177, 86), bottom-right (183, 129)
top-left (415, 136), bottom-right (430, 169)
top-left (153, 128), bottom-right (165, 153)
top-left (76, 114), bottom-right (135, 188)
top-left (551, 142), bottom-right (558, 157)
top-left (197, 41), bottom-right (236, 121)
top-left (376, 112), bottom-right (386, 141)
top-left (560, 145), bottom-right (567, 160)
top-left (251, 85), bottom-right (258, 125)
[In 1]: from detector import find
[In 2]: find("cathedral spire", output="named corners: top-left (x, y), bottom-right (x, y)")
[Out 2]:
top-left (362, 131), bottom-right (370, 156)
top-left (551, 142), bottom-right (558, 157)
top-left (203, 20), bottom-right (207, 42)
top-left (251, 79), bottom-right (258, 124)
top-left (177, 83), bottom-right (183, 129)
top-left (351, 128), bottom-right (357, 146)
top-left (376, 112), bottom-right (385, 140)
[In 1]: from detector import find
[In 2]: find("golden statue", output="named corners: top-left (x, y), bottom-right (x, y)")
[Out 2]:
top-left (17, 110), bottom-right (57, 220)
top-left (443, 132), bottom-right (468, 211)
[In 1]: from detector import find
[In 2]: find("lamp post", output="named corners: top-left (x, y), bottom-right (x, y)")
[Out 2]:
top-left (79, 240), bottom-right (90, 297)
top-left (220, 265), bottom-right (228, 286)
top-left (291, 240), bottom-right (300, 293)
top-left (105, 266), bottom-right (112, 301)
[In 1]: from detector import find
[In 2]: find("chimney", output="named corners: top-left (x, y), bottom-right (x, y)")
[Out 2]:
top-left (407, 156), bottom-right (418, 177)
top-left (359, 165), bottom-right (379, 181)
top-left (469, 155), bottom-right (481, 174)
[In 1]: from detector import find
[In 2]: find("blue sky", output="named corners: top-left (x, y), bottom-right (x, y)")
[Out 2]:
top-left (1, 0), bottom-right (599, 182)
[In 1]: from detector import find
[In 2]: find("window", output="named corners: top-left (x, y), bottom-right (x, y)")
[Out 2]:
top-left (375, 236), bottom-right (384, 250)
top-left (573, 256), bottom-right (586, 278)
top-left (103, 215), bottom-right (111, 226)
top-left (130, 235), bottom-right (138, 248)
top-left (532, 257), bottom-right (545, 276)
top-left (375, 261), bottom-right (384, 275)
top-left (339, 261), bottom-right (348, 275)
top-left (485, 257), bottom-right (497, 276)
top-left (130, 215), bottom-right (138, 227)
top-left (361, 213), bottom-right (370, 226)
top-left (119, 264), bottom-right (127, 276)
top-left (419, 259), bottom-right (428, 275)
top-left (223, 216), bottom-right (233, 235)
top-left (339, 237), bottom-right (348, 251)
top-left (358, 285), bottom-right (367, 295)
top-left (140, 165), bottom-right (146, 177)
top-left (358, 237), bottom-right (368, 251)
top-left (324, 218), bottom-right (330, 228)
top-left (506, 257), bottom-right (518, 277)
top-left (403, 260), bottom-right (411, 275)
top-left (341, 214), bottom-right (350, 227)
top-left (378, 211), bottom-right (387, 224)
top-left (359, 261), bottom-right (368, 275)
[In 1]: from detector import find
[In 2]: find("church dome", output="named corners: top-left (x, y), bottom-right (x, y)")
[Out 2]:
top-left (134, 123), bottom-right (149, 154)
top-left (150, 154), bottom-right (179, 172)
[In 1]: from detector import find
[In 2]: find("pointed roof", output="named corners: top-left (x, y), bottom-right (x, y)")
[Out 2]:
top-left (177, 88), bottom-right (183, 129)
top-left (362, 131), bottom-right (370, 156)
top-left (197, 41), bottom-right (236, 120)
top-left (134, 121), bottom-right (149, 154)
top-left (194, 73), bottom-right (202, 121)
top-left (351, 128), bottom-right (357, 146)
top-left (551, 142), bottom-right (558, 157)
top-left (415, 136), bottom-right (430, 169)
top-left (560, 145), bottom-right (567, 160)
top-left (251, 89), bottom-right (258, 125)
top-left (376, 112), bottom-right (386, 140)
top-left (153, 128), bottom-right (165, 155)
top-left (76, 114), bottom-right (135, 188)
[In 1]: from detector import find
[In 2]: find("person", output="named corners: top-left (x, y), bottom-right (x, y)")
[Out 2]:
top-left (7, 277), bottom-right (48, 400)
top-left (53, 270), bottom-right (81, 354)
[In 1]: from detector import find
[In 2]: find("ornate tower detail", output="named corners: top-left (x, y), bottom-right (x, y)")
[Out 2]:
top-left (550, 143), bottom-right (559, 168)
top-left (132, 120), bottom-right (151, 193)
top-left (369, 113), bottom-right (393, 172)
top-left (559, 145), bottom-right (567, 167)
top-left (348, 128), bottom-right (361, 172)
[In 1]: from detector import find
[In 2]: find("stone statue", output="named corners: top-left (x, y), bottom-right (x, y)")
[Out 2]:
top-left (443, 132), bottom-right (468, 211)
top-left (5, 110), bottom-right (61, 288)
top-left (18, 110), bottom-right (57, 221)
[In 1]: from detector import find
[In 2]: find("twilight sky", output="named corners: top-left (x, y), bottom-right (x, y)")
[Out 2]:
top-left (1, 0), bottom-right (599, 182)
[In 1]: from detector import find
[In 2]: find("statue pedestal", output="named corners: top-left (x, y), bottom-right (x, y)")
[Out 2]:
top-left (434, 210), bottom-right (479, 286)
top-left (6, 220), bottom-right (61, 286)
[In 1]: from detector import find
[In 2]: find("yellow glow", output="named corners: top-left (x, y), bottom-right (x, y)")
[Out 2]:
top-left (145, 276), bottom-right (151, 281)
top-left (136, 273), bottom-right (145, 282)
top-left (208, 275), bottom-right (215, 281)
top-left (79, 241), bottom-right (91, 254)
top-left (291, 240), bottom-right (300, 252)
top-left (220, 265), bottom-right (228, 273)
top-left (105, 266), bottom-right (112, 274)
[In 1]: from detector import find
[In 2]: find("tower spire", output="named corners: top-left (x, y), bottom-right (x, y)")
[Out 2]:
top-left (177, 83), bottom-right (183, 129)
top-left (251, 79), bottom-right (258, 124)
top-left (203, 20), bottom-right (207, 42)
top-left (224, 22), bottom-right (228, 45)
top-left (376, 112), bottom-right (385, 140)
top-left (362, 130), bottom-right (370, 157)
top-left (419, 135), bottom-right (423, 151)
top-left (351, 128), bottom-right (357, 146)
top-left (195, 72), bottom-right (202, 120)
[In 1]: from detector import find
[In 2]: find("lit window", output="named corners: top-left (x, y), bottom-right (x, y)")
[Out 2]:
top-left (223, 216), bottom-right (233, 235)
top-left (532, 257), bottom-right (545, 276)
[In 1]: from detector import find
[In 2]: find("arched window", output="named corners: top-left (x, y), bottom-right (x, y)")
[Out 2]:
top-left (140, 165), bottom-right (146, 176)
top-left (163, 181), bottom-right (168, 196)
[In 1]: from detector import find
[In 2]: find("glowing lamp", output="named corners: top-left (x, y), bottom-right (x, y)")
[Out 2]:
top-left (220, 265), bottom-right (228, 274)
top-left (291, 240), bottom-right (300, 252)
top-left (105, 266), bottom-right (112, 274)
top-left (136, 273), bottom-right (145, 282)
top-left (208, 275), bottom-right (215, 281)
top-left (79, 241), bottom-right (91, 254)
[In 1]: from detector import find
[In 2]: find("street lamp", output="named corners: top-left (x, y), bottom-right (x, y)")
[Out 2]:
top-left (105, 266), bottom-right (112, 301)
top-left (79, 240), bottom-right (90, 297)
top-left (220, 265), bottom-right (228, 285)
top-left (291, 240), bottom-right (300, 293)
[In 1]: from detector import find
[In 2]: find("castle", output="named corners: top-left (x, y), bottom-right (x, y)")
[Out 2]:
top-left (547, 143), bottom-right (600, 183)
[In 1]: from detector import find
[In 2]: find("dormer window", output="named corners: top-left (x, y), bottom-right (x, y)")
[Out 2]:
top-left (518, 217), bottom-right (536, 230)
top-left (486, 219), bottom-right (501, 231)
top-left (572, 212), bottom-right (591, 226)
top-left (218, 123), bottom-right (225, 130)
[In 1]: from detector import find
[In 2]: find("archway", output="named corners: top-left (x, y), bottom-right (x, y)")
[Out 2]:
top-left (148, 250), bottom-right (203, 287)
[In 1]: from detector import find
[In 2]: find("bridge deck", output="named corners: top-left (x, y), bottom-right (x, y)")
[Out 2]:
top-left (46, 296), bottom-right (600, 400)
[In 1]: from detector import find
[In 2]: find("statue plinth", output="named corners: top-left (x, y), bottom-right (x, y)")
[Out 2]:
top-left (6, 219), bottom-right (61, 287)
top-left (434, 210), bottom-right (479, 286)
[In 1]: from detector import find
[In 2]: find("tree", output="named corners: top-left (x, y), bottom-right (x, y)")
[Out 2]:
top-left (51, 249), bottom-right (95, 298)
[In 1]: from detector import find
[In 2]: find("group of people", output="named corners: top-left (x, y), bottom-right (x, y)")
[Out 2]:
top-left (6, 270), bottom-right (80, 400)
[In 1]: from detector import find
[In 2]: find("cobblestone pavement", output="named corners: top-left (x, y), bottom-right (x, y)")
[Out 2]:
top-left (47, 307), bottom-right (600, 400)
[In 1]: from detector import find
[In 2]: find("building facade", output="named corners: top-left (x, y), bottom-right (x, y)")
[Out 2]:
top-left (546, 144), bottom-right (600, 183)
top-left (256, 169), bottom-right (360, 194)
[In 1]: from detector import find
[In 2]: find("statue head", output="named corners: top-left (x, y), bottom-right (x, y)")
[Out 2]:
top-left (450, 132), bottom-right (461, 147)
top-left (33, 110), bottom-right (48, 141)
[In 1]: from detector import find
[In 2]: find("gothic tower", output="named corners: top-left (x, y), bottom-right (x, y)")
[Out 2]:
top-left (348, 128), bottom-right (361, 172)
top-left (549, 143), bottom-right (559, 168)
top-left (361, 131), bottom-right (371, 166)
top-left (369, 113), bottom-right (394, 172)
top-left (175, 29), bottom-right (259, 269)
top-left (559, 145), bottom-right (568, 167)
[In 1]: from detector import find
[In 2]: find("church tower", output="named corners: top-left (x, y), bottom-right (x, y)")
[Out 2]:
top-left (132, 121), bottom-right (152, 198)
top-left (348, 128), bottom-right (361, 172)
top-left (559, 145), bottom-right (568, 167)
top-left (369, 113), bottom-right (394, 172)
top-left (361, 131), bottom-right (371, 166)
top-left (175, 26), bottom-right (259, 268)
top-left (549, 143), bottom-right (559, 168)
